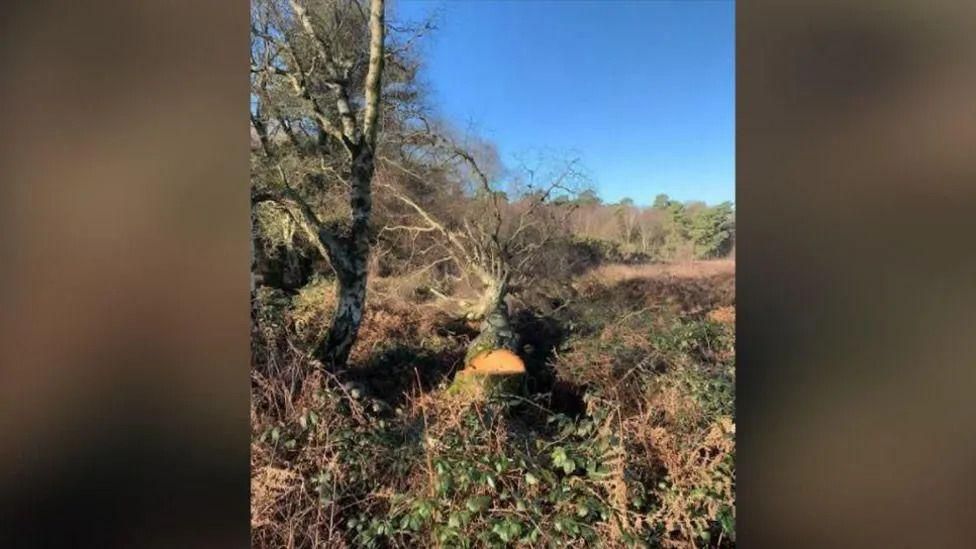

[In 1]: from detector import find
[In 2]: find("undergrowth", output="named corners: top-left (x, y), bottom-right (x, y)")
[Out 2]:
top-left (252, 265), bottom-right (735, 547)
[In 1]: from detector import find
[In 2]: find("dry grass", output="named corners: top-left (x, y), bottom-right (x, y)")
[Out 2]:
top-left (584, 259), bottom-right (735, 285)
top-left (251, 260), bottom-right (735, 547)
top-left (708, 306), bottom-right (735, 325)
top-left (575, 260), bottom-right (735, 321)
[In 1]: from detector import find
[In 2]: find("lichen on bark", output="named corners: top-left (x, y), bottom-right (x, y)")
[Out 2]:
top-left (449, 280), bottom-right (525, 397)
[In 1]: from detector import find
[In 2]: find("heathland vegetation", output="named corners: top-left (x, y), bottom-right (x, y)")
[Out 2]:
top-left (251, 1), bottom-right (735, 546)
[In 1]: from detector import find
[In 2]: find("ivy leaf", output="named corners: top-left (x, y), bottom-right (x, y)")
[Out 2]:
top-left (562, 458), bottom-right (577, 475)
top-left (466, 495), bottom-right (491, 513)
top-left (492, 522), bottom-right (511, 542)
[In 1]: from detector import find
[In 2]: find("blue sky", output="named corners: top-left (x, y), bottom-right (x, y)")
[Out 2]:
top-left (393, 0), bottom-right (734, 206)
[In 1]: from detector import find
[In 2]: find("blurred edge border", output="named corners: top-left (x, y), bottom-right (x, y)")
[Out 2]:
top-left (0, 1), bottom-right (250, 547)
top-left (1, 0), bottom-right (975, 547)
top-left (738, 0), bottom-right (976, 547)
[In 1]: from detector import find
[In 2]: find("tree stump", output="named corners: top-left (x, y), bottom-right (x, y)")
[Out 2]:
top-left (448, 308), bottom-right (525, 397)
top-left (449, 349), bottom-right (526, 397)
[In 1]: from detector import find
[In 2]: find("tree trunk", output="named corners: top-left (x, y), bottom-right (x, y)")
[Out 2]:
top-left (319, 267), bottom-right (366, 368)
top-left (314, 0), bottom-right (384, 370)
top-left (317, 149), bottom-right (374, 369)
top-left (449, 275), bottom-right (524, 397)
top-left (466, 277), bottom-right (516, 362)
top-left (253, 0), bottom-right (386, 372)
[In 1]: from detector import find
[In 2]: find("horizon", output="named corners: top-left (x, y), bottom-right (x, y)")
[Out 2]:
top-left (394, 0), bottom-right (735, 207)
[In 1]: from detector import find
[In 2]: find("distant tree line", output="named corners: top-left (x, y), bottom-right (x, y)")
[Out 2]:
top-left (558, 191), bottom-right (734, 262)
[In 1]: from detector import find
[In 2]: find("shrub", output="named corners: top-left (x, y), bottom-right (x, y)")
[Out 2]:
top-left (251, 262), bottom-right (735, 547)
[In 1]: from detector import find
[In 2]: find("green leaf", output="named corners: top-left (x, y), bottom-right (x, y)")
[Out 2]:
top-left (437, 476), bottom-right (452, 495)
top-left (562, 458), bottom-right (577, 474)
top-left (718, 505), bottom-right (736, 539)
top-left (492, 522), bottom-right (511, 542)
top-left (466, 495), bottom-right (491, 513)
top-left (524, 472), bottom-right (538, 485)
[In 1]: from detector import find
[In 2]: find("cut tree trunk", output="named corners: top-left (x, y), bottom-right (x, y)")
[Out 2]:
top-left (449, 277), bottom-right (525, 397)
top-left (466, 279), bottom-right (517, 361)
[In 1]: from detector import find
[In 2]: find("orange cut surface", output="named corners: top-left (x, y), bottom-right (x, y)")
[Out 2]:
top-left (466, 349), bottom-right (525, 375)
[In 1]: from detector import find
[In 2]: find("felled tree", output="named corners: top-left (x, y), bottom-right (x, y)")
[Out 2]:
top-left (378, 134), bottom-right (587, 368)
top-left (250, 0), bottom-right (429, 369)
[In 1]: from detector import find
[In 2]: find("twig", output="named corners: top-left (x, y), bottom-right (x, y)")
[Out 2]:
top-left (414, 367), bottom-right (437, 499)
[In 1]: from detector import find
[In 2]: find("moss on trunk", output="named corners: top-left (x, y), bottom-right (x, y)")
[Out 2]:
top-left (449, 279), bottom-right (524, 397)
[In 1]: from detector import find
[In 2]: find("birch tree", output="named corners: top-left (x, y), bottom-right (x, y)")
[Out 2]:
top-left (250, 0), bottom-right (415, 368)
